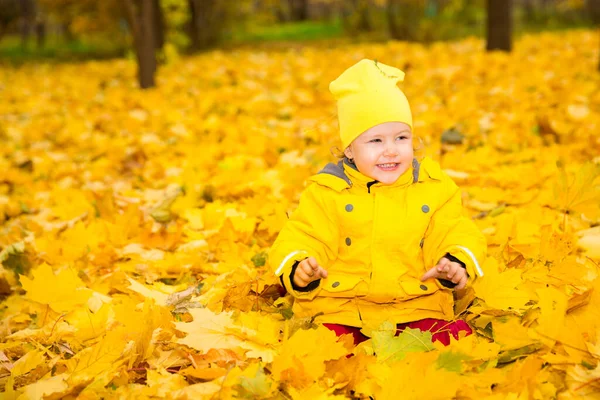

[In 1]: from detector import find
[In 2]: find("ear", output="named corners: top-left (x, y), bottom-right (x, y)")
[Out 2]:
top-left (344, 146), bottom-right (353, 160)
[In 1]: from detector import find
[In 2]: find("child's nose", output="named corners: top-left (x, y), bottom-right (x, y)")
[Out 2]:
top-left (384, 143), bottom-right (399, 156)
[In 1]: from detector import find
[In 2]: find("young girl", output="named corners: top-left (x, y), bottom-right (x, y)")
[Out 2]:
top-left (269, 59), bottom-right (486, 346)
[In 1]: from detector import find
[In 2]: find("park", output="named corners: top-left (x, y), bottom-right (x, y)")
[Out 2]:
top-left (1, 1), bottom-right (600, 398)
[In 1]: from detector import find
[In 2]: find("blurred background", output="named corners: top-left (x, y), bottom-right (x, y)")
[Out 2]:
top-left (1, 0), bottom-right (599, 87)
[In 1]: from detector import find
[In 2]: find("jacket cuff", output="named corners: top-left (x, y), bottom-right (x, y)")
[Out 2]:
top-left (446, 246), bottom-right (485, 280)
top-left (274, 250), bottom-right (321, 299)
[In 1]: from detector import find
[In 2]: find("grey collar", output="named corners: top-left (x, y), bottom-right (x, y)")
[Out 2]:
top-left (317, 158), bottom-right (421, 186)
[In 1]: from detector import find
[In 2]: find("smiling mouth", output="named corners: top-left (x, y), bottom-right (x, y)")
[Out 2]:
top-left (376, 163), bottom-right (399, 170)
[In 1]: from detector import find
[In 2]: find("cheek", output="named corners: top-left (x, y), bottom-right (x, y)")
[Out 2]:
top-left (360, 149), bottom-right (379, 164)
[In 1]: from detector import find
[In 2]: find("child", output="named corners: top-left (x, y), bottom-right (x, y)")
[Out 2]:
top-left (269, 59), bottom-right (486, 346)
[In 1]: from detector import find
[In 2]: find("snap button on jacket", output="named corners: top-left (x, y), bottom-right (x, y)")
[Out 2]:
top-left (269, 157), bottom-right (486, 328)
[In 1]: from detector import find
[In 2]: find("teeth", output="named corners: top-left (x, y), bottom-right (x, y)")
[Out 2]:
top-left (379, 163), bottom-right (397, 168)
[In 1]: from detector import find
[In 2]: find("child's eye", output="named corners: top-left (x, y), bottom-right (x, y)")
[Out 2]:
top-left (369, 139), bottom-right (381, 143)
top-left (396, 136), bottom-right (408, 141)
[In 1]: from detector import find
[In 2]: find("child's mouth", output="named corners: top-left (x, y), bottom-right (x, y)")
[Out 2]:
top-left (376, 163), bottom-right (399, 171)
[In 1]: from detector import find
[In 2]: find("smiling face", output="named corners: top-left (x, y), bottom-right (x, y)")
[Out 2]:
top-left (344, 121), bottom-right (414, 185)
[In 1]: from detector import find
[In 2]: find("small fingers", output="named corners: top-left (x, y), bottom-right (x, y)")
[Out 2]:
top-left (295, 268), bottom-right (312, 285)
top-left (318, 267), bottom-right (328, 279)
top-left (421, 266), bottom-right (439, 281)
top-left (455, 274), bottom-right (468, 290)
top-left (307, 257), bottom-right (320, 271)
top-left (293, 275), bottom-right (308, 288)
top-left (446, 263), bottom-right (458, 280)
top-left (436, 258), bottom-right (449, 273)
top-left (299, 261), bottom-right (314, 277)
top-left (451, 267), bottom-right (466, 284)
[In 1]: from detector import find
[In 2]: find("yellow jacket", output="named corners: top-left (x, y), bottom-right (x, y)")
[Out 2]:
top-left (269, 157), bottom-right (486, 328)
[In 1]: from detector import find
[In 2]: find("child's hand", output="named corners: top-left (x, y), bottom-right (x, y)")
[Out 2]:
top-left (420, 257), bottom-right (468, 290)
top-left (293, 257), bottom-right (328, 288)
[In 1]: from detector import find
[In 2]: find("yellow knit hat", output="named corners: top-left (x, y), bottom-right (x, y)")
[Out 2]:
top-left (329, 59), bottom-right (412, 149)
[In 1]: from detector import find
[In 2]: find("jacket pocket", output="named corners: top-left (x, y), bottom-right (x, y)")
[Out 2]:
top-left (399, 280), bottom-right (439, 299)
top-left (321, 274), bottom-right (366, 298)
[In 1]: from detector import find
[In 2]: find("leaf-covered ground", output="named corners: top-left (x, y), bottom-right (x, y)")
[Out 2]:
top-left (1, 30), bottom-right (600, 399)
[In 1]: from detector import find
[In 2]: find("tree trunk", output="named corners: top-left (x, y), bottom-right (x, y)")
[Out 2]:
top-left (125, 0), bottom-right (158, 89)
top-left (188, 0), bottom-right (221, 51)
top-left (357, 0), bottom-right (372, 32)
top-left (387, 0), bottom-right (401, 39)
top-left (387, 0), bottom-right (422, 41)
top-left (19, 0), bottom-right (35, 48)
top-left (35, 19), bottom-right (45, 48)
top-left (153, 0), bottom-right (164, 50)
top-left (522, 0), bottom-right (536, 21)
top-left (486, 0), bottom-right (512, 52)
top-left (289, 0), bottom-right (309, 21)
top-left (188, 0), bottom-right (199, 49)
top-left (588, 0), bottom-right (600, 24)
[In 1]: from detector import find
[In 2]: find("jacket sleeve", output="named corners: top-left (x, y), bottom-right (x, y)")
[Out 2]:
top-left (269, 183), bottom-right (339, 299)
top-left (422, 178), bottom-right (487, 283)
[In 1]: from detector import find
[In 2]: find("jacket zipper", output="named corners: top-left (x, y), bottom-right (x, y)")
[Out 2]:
top-left (367, 180), bottom-right (377, 193)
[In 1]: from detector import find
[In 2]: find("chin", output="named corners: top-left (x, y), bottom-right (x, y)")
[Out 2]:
top-left (376, 175), bottom-right (400, 185)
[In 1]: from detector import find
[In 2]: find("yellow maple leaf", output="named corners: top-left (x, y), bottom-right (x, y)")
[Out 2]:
top-left (553, 162), bottom-right (600, 218)
top-left (16, 373), bottom-right (69, 400)
top-left (20, 263), bottom-right (92, 313)
top-left (379, 351), bottom-right (464, 400)
top-left (492, 316), bottom-right (537, 350)
top-left (530, 287), bottom-right (568, 347)
top-left (63, 302), bottom-right (112, 343)
top-left (10, 349), bottom-right (45, 377)
top-left (271, 325), bottom-right (348, 388)
top-left (473, 259), bottom-right (533, 311)
top-left (176, 308), bottom-right (279, 362)
top-left (65, 329), bottom-right (127, 387)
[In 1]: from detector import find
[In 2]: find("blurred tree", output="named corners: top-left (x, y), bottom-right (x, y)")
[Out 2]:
top-left (289, 0), bottom-right (309, 21)
top-left (125, 0), bottom-right (164, 88)
top-left (0, 0), bottom-right (20, 40)
top-left (40, 0), bottom-right (163, 87)
top-left (0, 0), bottom-right (45, 48)
top-left (188, 0), bottom-right (225, 49)
top-left (486, 0), bottom-right (512, 51)
top-left (387, 0), bottom-right (482, 42)
top-left (588, 0), bottom-right (600, 23)
top-left (387, 0), bottom-right (424, 40)
top-left (19, 0), bottom-right (37, 47)
top-left (591, 0), bottom-right (600, 71)
top-left (342, 0), bottom-right (374, 34)
top-left (38, 0), bottom-right (126, 42)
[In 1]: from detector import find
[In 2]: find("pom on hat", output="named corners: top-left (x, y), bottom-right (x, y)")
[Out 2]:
top-left (329, 59), bottom-right (412, 148)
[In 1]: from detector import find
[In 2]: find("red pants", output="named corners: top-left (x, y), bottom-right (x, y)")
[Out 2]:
top-left (324, 318), bottom-right (472, 346)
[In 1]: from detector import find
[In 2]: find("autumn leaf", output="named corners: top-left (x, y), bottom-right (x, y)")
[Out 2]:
top-left (19, 263), bottom-right (92, 313)
top-left (10, 349), bottom-right (45, 377)
top-left (473, 259), bottom-right (533, 312)
top-left (175, 308), bottom-right (280, 362)
top-left (271, 325), bottom-right (349, 388)
top-left (552, 162), bottom-right (600, 218)
top-left (370, 321), bottom-right (435, 363)
top-left (64, 329), bottom-right (127, 387)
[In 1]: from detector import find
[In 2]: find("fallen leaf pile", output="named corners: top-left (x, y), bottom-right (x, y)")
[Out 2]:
top-left (1, 29), bottom-right (600, 399)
